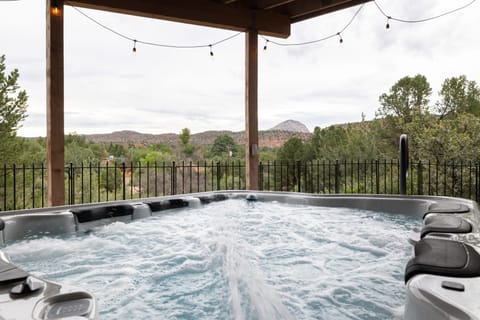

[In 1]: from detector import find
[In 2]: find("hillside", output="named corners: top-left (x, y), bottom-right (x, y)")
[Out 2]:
top-left (84, 121), bottom-right (311, 148)
top-left (269, 119), bottom-right (310, 133)
top-left (86, 131), bottom-right (178, 146)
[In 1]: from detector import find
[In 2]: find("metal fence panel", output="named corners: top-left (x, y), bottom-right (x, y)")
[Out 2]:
top-left (1, 160), bottom-right (480, 211)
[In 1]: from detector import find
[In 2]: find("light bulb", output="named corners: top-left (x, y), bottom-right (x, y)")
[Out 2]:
top-left (51, 6), bottom-right (60, 16)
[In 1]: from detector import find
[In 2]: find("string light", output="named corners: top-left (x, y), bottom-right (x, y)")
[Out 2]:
top-left (261, 4), bottom-right (363, 47)
top-left (70, 1), bottom-right (477, 54)
top-left (71, 6), bottom-right (241, 56)
top-left (374, 0), bottom-right (477, 24)
top-left (262, 1), bottom-right (476, 48)
top-left (51, 0), bottom-right (60, 16)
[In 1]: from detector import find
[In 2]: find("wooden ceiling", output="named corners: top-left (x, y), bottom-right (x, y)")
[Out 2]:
top-left (65, 0), bottom-right (372, 38)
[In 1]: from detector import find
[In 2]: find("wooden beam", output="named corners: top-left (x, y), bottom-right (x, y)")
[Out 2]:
top-left (257, 0), bottom-right (295, 10)
top-left (289, 0), bottom-right (372, 23)
top-left (46, 0), bottom-right (65, 206)
top-left (66, 0), bottom-right (291, 38)
top-left (245, 29), bottom-right (259, 191)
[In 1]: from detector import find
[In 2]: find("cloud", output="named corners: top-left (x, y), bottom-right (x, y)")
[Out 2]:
top-left (1, 0), bottom-right (479, 137)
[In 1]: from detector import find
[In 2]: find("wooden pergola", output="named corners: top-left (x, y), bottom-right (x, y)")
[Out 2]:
top-left (46, 0), bottom-right (371, 206)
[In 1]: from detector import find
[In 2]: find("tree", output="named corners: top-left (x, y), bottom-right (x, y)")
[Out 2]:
top-left (107, 143), bottom-right (126, 158)
top-left (308, 126), bottom-right (348, 160)
top-left (65, 133), bottom-right (101, 165)
top-left (374, 75), bottom-right (432, 155)
top-left (179, 128), bottom-right (194, 156)
top-left (435, 75), bottom-right (480, 119)
top-left (413, 113), bottom-right (480, 162)
top-left (377, 74), bottom-right (432, 128)
top-left (18, 137), bottom-right (46, 164)
top-left (179, 128), bottom-right (190, 146)
top-left (304, 124), bottom-right (380, 161)
top-left (0, 55), bottom-right (28, 163)
top-left (139, 151), bottom-right (173, 164)
top-left (210, 134), bottom-right (236, 158)
top-left (277, 137), bottom-right (307, 161)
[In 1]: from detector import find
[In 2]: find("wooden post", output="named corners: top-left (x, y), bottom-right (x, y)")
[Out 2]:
top-left (245, 29), bottom-right (259, 190)
top-left (46, 0), bottom-right (65, 206)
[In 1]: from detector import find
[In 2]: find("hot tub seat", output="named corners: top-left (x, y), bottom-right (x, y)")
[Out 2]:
top-left (198, 194), bottom-right (228, 204)
top-left (423, 203), bottom-right (470, 218)
top-left (421, 215), bottom-right (472, 238)
top-left (145, 199), bottom-right (189, 212)
top-left (405, 238), bottom-right (480, 283)
top-left (70, 204), bottom-right (134, 223)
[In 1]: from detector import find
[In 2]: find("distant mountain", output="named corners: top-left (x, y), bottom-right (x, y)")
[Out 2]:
top-left (86, 130), bottom-right (178, 146)
top-left (84, 121), bottom-right (312, 148)
top-left (269, 120), bottom-right (310, 133)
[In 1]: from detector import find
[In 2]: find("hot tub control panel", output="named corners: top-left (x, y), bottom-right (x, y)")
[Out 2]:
top-left (44, 297), bottom-right (93, 319)
top-left (0, 253), bottom-right (97, 320)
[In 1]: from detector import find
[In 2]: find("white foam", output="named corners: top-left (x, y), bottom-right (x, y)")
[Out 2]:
top-left (4, 199), bottom-right (419, 320)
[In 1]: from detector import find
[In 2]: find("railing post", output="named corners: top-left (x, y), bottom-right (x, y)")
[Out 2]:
top-left (32, 163), bottom-right (35, 208)
top-left (97, 162), bottom-right (101, 202)
top-left (3, 164), bottom-right (6, 211)
top-left (88, 162), bottom-right (92, 203)
top-left (171, 161), bottom-right (176, 195)
top-left (41, 162), bottom-right (45, 207)
top-left (163, 161), bottom-right (166, 196)
top-left (146, 162), bottom-right (150, 197)
top-left (303, 161), bottom-right (308, 192)
top-left (155, 162), bottom-right (159, 197)
top-left (22, 163), bottom-right (26, 209)
top-left (451, 160), bottom-right (456, 197)
top-left (475, 162), bottom-right (479, 202)
top-left (80, 162), bottom-right (84, 204)
top-left (460, 160), bottom-right (464, 197)
top-left (13, 163), bottom-right (16, 210)
top-left (417, 161), bottom-right (424, 195)
top-left (296, 160), bottom-right (301, 192)
top-left (114, 162), bottom-right (117, 200)
top-left (273, 160), bottom-right (277, 191)
top-left (122, 162), bottom-right (126, 200)
top-left (280, 161), bottom-right (283, 191)
top-left (267, 160), bottom-right (270, 191)
top-left (259, 161), bottom-right (263, 191)
top-left (189, 161), bottom-right (193, 193)
top-left (216, 161), bottom-right (221, 190)
top-left (68, 162), bottom-right (74, 205)
top-left (334, 160), bottom-right (340, 194)
top-left (105, 162), bottom-right (109, 202)
top-left (203, 161), bottom-right (207, 192)
top-left (399, 134), bottom-right (409, 195)
top-left (181, 161), bottom-right (185, 194)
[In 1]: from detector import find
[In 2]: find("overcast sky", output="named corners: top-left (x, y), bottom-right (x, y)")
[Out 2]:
top-left (0, 0), bottom-right (479, 137)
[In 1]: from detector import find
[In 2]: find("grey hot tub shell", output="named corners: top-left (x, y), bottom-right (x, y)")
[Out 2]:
top-left (0, 191), bottom-right (479, 320)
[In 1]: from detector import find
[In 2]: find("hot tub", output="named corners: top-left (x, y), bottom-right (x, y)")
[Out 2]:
top-left (0, 191), bottom-right (478, 319)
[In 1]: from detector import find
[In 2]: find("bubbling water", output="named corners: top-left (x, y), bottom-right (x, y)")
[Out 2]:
top-left (4, 199), bottom-right (418, 320)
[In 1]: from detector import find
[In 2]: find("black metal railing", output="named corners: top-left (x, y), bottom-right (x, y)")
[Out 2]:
top-left (0, 161), bottom-right (245, 211)
top-left (1, 160), bottom-right (480, 211)
top-left (258, 160), bottom-right (480, 201)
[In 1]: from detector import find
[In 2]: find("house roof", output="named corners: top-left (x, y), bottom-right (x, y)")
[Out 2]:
top-left (66, 0), bottom-right (372, 38)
